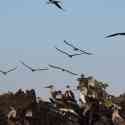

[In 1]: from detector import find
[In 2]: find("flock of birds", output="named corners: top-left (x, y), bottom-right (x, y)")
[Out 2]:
top-left (0, 40), bottom-right (93, 76)
top-left (1, 0), bottom-right (125, 78)
top-left (1, 31), bottom-right (125, 77)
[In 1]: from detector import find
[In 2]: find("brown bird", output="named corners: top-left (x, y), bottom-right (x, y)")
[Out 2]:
top-left (0, 67), bottom-right (17, 75)
top-left (48, 64), bottom-right (78, 76)
top-left (55, 46), bottom-right (85, 58)
top-left (105, 33), bottom-right (125, 38)
top-left (63, 40), bottom-right (93, 55)
top-left (20, 61), bottom-right (49, 72)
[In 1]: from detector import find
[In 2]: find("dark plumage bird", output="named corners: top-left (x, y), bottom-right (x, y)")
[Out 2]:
top-left (63, 40), bottom-right (93, 55)
top-left (47, 0), bottom-right (64, 11)
top-left (48, 64), bottom-right (78, 75)
top-left (44, 85), bottom-right (54, 89)
top-left (0, 67), bottom-right (17, 75)
top-left (55, 47), bottom-right (85, 58)
top-left (105, 33), bottom-right (125, 38)
top-left (20, 61), bottom-right (49, 72)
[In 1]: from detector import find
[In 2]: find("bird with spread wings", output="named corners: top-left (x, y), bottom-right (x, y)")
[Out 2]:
top-left (0, 67), bottom-right (17, 75)
top-left (20, 61), bottom-right (49, 72)
top-left (47, 0), bottom-right (65, 11)
top-left (63, 40), bottom-right (93, 55)
top-left (55, 46), bottom-right (85, 58)
top-left (48, 64), bottom-right (78, 75)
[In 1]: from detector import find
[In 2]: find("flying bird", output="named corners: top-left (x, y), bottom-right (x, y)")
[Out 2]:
top-left (63, 40), bottom-right (93, 55)
top-left (20, 61), bottom-right (49, 72)
top-left (55, 47), bottom-right (85, 58)
top-left (47, 0), bottom-right (64, 11)
top-left (44, 85), bottom-right (54, 89)
top-left (48, 64), bottom-right (78, 75)
top-left (105, 33), bottom-right (125, 38)
top-left (0, 67), bottom-right (17, 75)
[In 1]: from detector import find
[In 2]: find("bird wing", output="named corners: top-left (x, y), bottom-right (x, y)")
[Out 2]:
top-left (7, 67), bottom-right (17, 73)
top-left (44, 85), bottom-right (53, 88)
top-left (63, 40), bottom-right (78, 50)
top-left (35, 68), bottom-right (49, 71)
top-left (105, 33), bottom-right (125, 38)
top-left (48, 64), bottom-right (63, 70)
top-left (20, 61), bottom-right (33, 70)
top-left (78, 49), bottom-right (93, 55)
top-left (119, 33), bottom-right (125, 35)
top-left (71, 53), bottom-right (85, 57)
top-left (63, 40), bottom-right (92, 55)
top-left (55, 47), bottom-right (70, 56)
top-left (63, 69), bottom-right (78, 75)
top-left (0, 70), bottom-right (5, 74)
top-left (54, 1), bottom-right (63, 10)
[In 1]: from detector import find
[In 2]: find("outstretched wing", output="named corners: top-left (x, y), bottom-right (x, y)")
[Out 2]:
top-left (48, 64), bottom-right (63, 70)
top-left (71, 53), bottom-right (85, 57)
top-left (63, 40), bottom-right (93, 55)
top-left (105, 33), bottom-right (125, 38)
top-left (20, 61), bottom-right (33, 70)
top-left (54, 1), bottom-right (64, 10)
top-left (35, 68), bottom-right (49, 71)
top-left (64, 69), bottom-right (78, 76)
top-left (0, 70), bottom-right (5, 74)
top-left (78, 49), bottom-right (93, 55)
top-left (55, 47), bottom-right (70, 56)
top-left (7, 67), bottom-right (17, 73)
top-left (44, 85), bottom-right (54, 88)
top-left (63, 40), bottom-right (79, 50)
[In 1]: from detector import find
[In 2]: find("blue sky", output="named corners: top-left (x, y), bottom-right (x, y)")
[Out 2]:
top-left (0, 0), bottom-right (125, 99)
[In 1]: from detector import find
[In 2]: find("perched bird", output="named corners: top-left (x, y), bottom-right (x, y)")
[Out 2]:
top-left (105, 33), bottom-right (125, 38)
top-left (20, 61), bottom-right (49, 72)
top-left (0, 67), bottom-right (17, 75)
top-left (63, 40), bottom-right (93, 55)
top-left (47, 0), bottom-right (64, 11)
top-left (55, 47), bottom-right (85, 58)
top-left (48, 64), bottom-right (78, 75)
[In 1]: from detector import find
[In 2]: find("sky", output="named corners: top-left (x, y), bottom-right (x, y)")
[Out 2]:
top-left (0, 0), bottom-right (125, 99)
